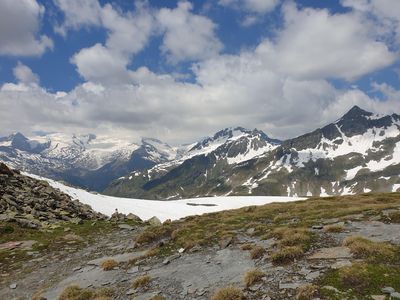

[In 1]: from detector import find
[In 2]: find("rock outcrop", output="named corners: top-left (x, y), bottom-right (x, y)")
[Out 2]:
top-left (0, 163), bottom-right (104, 228)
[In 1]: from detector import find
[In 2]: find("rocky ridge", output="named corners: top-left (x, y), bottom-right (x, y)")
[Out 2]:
top-left (105, 106), bottom-right (400, 199)
top-left (0, 163), bottom-right (104, 228)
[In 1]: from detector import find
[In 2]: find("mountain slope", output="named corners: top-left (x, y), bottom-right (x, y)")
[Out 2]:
top-left (104, 106), bottom-right (400, 199)
top-left (104, 127), bottom-right (281, 198)
top-left (0, 133), bottom-right (178, 192)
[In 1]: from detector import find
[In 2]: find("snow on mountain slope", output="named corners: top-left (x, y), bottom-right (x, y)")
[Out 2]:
top-left (33, 133), bottom-right (139, 170)
top-left (118, 127), bottom-right (280, 183)
top-left (239, 106), bottom-right (400, 197)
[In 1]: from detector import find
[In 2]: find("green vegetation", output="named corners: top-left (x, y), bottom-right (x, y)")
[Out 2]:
top-left (0, 219), bottom-right (140, 275)
top-left (343, 236), bottom-right (397, 262)
top-left (320, 263), bottom-right (400, 297)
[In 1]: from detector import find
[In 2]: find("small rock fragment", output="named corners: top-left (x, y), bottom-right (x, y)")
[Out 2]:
top-left (9, 283), bottom-right (17, 289)
top-left (382, 287), bottom-right (395, 294)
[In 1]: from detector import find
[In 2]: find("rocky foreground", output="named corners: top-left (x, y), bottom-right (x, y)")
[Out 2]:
top-left (1, 171), bottom-right (400, 299)
top-left (0, 163), bottom-right (105, 228)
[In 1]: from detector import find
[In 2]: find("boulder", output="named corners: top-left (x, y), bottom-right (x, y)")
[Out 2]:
top-left (126, 213), bottom-right (142, 222)
top-left (148, 216), bottom-right (162, 226)
top-left (0, 163), bottom-right (14, 176)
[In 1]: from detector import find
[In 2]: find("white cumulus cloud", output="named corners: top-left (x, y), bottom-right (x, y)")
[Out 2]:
top-left (0, 0), bottom-right (53, 56)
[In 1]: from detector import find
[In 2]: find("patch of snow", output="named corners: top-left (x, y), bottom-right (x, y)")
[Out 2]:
top-left (320, 186), bottom-right (329, 197)
top-left (392, 184), bottom-right (400, 192)
top-left (25, 173), bottom-right (303, 221)
top-left (345, 166), bottom-right (363, 180)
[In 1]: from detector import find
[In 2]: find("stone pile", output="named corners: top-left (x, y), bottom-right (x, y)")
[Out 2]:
top-left (0, 163), bottom-right (105, 228)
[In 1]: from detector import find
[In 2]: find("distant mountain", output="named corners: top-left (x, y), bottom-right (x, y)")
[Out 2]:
top-left (104, 127), bottom-right (281, 198)
top-left (104, 106), bottom-right (400, 199)
top-left (0, 133), bottom-right (177, 191)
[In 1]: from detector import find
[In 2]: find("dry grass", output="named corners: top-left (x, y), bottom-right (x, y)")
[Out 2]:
top-left (296, 284), bottom-right (319, 300)
top-left (135, 224), bottom-right (174, 245)
top-left (269, 227), bottom-right (311, 248)
top-left (145, 247), bottom-right (161, 258)
top-left (343, 236), bottom-right (396, 261)
top-left (250, 245), bottom-right (265, 259)
top-left (389, 211), bottom-right (400, 223)
top-left (58, 285), bottom-right (114, 300)
top-left (323, 224), bottom-right (345, 233)
top-left (210, 286), bottom-right (245, 300)
top-left (240, 243), bottom-right (255, 250)
top-left (149, 296), bottom-right (166, 300)
top-left (100, 259), bottom-right (119, 271)
top-left (271, 246), bottom-right (304, 264)
top-left (339, 263), bottom-right (369, 292)
top-left (132, 275), bottom-right (152, 289)
top-left (244, 268), bottom-right (265, 288)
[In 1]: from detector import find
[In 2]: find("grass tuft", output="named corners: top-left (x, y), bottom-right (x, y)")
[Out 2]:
top-left (343, 236), bottom-right (396, 262)
top-left (339, 263), bottom-right (370, 292)
top-left (250, 245), bottom-right (265, 259)
top-left (296, 284), bottom-right (319, 300)
top-left (101, 259), bottom-right (119, 271)
top-left (132, 275), bottom-right (152, 289)
top-left (323, 224), bottom-right (345, 233)
top-left (244, 268), bottom-right (265, 288)
top-left (211, 286), bottom-right (245, 300)
top-left (271, 246), bottom-right (304, 264)
top-left (58, 285), bottom-right (113, 300)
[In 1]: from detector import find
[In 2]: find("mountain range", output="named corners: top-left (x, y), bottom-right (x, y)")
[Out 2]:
top-left (1, 106), bottom-right (400, 199)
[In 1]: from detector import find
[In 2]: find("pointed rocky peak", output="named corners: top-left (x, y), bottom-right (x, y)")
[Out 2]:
top-left (339, 105), bottom-right (373, 122)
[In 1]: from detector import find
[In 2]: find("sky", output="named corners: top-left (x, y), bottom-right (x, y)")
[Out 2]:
top-left (0, 0), bottom-right (400, 144)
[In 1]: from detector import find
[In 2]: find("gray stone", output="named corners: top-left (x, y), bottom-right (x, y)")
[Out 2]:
top-left (126, 289), bottom-right (135, 296)
top-left (305, 271), bottom-right (320, 281)
top-left (163, 254), bottom-right (180, 265)
top-left (148, 216), bottom-right (162, 226)
top-left (126, 213), bottom-right (142, 222)
top-left (312, 225), bottom-right (323, 230)
top-left (331, 259), bottom-right (352, 269)
top-left (127, 266), bottom-right (139, 274)
top-left (246, 228), bottom-right (255, 235)
top-left (391, 292), bottom-right (400, 299)
top-left (219, 236), bottom-right (233, 249)
top-left (381, 287), bottom-right (395, 294)
top-left (9, 283), bottom-right (17, 289)
top-left (279, 282), bottom-right (304, 289)
top-left (118, 224), bottom-right (134, 230)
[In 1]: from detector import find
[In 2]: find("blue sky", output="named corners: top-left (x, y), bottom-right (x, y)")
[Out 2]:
top-left (0, 0), bottom-right (399, 143)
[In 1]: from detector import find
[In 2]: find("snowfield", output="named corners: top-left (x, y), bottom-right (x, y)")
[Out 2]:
top-left (26, 173), bottom-right (305, 222)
